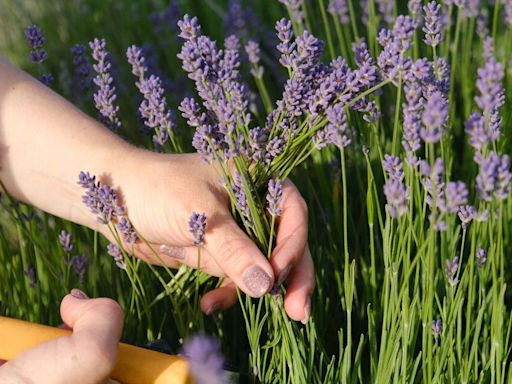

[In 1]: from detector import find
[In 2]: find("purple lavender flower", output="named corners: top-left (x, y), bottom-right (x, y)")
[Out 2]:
top-left (432, 319), bottom-right (442, 341)
top-left (313, 103), bottom-right (351, 149)
top-left (408, 0), bottom-right (422, 19)
top-left (77, 171), bottom-right (125, 224)
top-left (24, 25), bottom-right (47, 63)
top-left (89, 38), bottom-right (121, 131)
top-left (420, 91), bottom-right (448, 143)
top-left (126, 45), bottom-right (147, 78)
top-left (245, 40), bottom-right (264, 78)
top-left (475, 44), bottom-right (505, 116)
top-left (376, 0), bottom-right (396, 24)
top-left (24, 24), bottom-right (53, 85)
top-left (475, 152), bottom-right (510, 202)
top-left (445, 181), bottom-right (468, 213)
top-left (279, 0), bottom-right (304, 25)
top-left (276, 18), bottom-right (295, 68)
top-left (117, 217), bottom-right (138, 245)
top-left (180, 335), bottom-right (228, 384)
top-left (458, 205), bottom-right (477, 229)
top-left (107, 243), bottom-right (126, 270)
top-left (496, 155), bottom-right (512, 200)
top-left (328, 0), bottom-right (349, 24)
top-left (71, 44), bottom-right (93, 91)
top-left (423, 2), bottom-right (444, 47)
top-left (71, 254), bottom-right (88, 284)
top-left (177, 15), bottom-right (201, 40)
top-left (59, 230), bottom-right (73, 253)
top-left (267, 179), bottom-right (283, 217)
top-left (445, 256), bottom-right (459, 286)
top-left (476, 248), bottom-right (487, 267)
top-left (382, 154), bottom-right (405, 182)
top-left (465, 112), bottom-right (488, 151)
top-left (189, 212), bottom-right (207, 246)
top-left (384, 179), bottom-right (409, 218)
top-left (24, 266), bottom-right (37, 288)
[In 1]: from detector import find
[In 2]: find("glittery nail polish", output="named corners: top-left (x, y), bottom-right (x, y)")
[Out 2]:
top-left (243, 266), bottom-right (272, 297)
top-left (159, 245), bottom-right (186, 260)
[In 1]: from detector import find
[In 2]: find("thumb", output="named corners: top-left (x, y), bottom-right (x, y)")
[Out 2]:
top-left (60, 289), bottom-right (124, 379)
top-left (204, 219), bottom-right (274, 298)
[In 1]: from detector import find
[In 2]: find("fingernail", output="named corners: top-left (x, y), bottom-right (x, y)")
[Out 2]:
top-left (205, 303), bottom-right (220, 316)
top-left (243, 266), bottom-right (272, 297)
top-left (277, 265), bottom-right (292, 286)
top-left (159, 245), bottom-right (185, 260)
top-left (70, 288), bottom-right (89, 300)
top-left (301, 296), bottom-right (311, 324)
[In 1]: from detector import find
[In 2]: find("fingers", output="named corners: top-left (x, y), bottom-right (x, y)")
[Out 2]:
top-left (205, 217), bottom-right (274, 298)
top-left (283, 246), bottom-right (315, 323)
top-left (134, 241), bottom-right (225, 277)
top-left (200, 279), bottom-right (238, 315)
top-left (0, 290), bottom-right (123, 384)
top-left (59, 289), bottom-right (124, 380)
top-left (270, 179), bottom-right (309, 285)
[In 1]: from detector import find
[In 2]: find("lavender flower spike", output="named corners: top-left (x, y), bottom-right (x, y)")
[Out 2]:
top-left (71, 255), bottom-right (88, 284)
top-left (423, 2), bottom-right (444, 47)
top-left (107, 243), bottom-right (126, 270)
top-left (180, 335), bottom-right (228, 384)
top-left (59, 230), bottom-right (73, 253)
top-left (476, 248), bottom-right (487, 268)
top-left (267, 179), bottom-right (283, 217)
top-left (432, 319), bottom-right (442, 341)
top-left (89, 38), bottom-right (121, 131)
top-left (189, 212), bottom-right (207, 246)
top-left (24, 25), bottom-right (47, 63)
top-left (445, 256), bottom-right (459, 286)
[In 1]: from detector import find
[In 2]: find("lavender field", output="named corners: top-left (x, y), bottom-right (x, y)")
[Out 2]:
top-left (1, 0), bottom-right (512, 382)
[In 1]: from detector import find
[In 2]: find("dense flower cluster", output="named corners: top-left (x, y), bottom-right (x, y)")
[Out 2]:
top-left (383, 155), bottom-right (409, 218)
top-left (77, 171), bottom-right (137, 245)
top-left (71, 44), bottom-right (92, 91)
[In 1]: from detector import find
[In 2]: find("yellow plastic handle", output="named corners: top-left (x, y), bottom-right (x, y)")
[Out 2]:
top-left (0, 316), bottom-right (191, 384)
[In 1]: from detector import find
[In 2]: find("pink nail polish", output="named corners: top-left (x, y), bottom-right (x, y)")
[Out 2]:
top-left (277, 265), bottom-right (292, 286)
top-left (243, 266), bottom-right (272, 297)
top-left (159, 245), bottom-right (186, 260)
top-left (205, 303), bottom-right (220, 316)
top-left (301, 296), bottom-right (311, 324)
top-left (70, 288), bottom-right (89, 300)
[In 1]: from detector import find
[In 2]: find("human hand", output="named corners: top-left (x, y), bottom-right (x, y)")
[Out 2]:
top-left (112, 151), bottom-right (314, 322)
top-left (0, 289), bottom-right (123, 384)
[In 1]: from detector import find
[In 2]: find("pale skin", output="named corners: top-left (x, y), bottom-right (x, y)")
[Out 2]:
top-left (0, 56), bottom-right (315, 381)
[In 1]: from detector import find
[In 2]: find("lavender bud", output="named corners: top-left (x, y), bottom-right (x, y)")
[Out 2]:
top-left (423, 2), bottom-right (444, 47)
top-left (71, 254), bottom-right (88, 284)
top-left (445, 256), bottom-right (459, 286)
top-left (188, 212), bottom-right (207, 246)
top-left (267, 179), bottom-right (283, 217)
top-left (59, 230), bottom-right (73, 253)
top-left (476, 248), bottom-right (487, 268)
top-left (458, 205), bottom-right (477, 229)
top-left (432, 319), bottom-right (442, 341)
top-left (107, 243), bottom-right (126, 270)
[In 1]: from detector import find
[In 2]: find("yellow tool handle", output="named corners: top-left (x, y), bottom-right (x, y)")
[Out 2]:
top-left (0, 316), bottom-right (191, 384)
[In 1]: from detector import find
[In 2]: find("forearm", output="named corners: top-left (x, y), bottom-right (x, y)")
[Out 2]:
top-left (0, 55), bottom-right (135, 230)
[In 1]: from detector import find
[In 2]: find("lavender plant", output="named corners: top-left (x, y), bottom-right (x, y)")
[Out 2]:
top-left (1, 0), bottom-right (512, 383)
